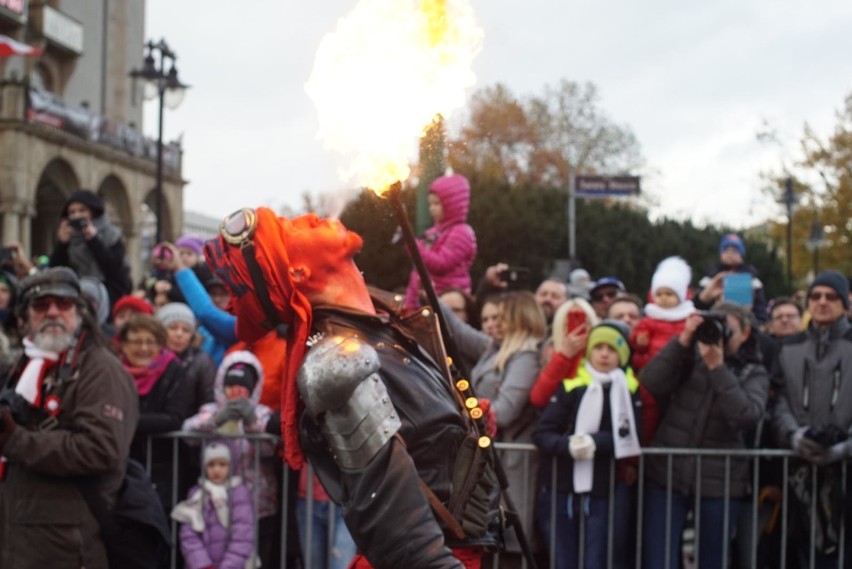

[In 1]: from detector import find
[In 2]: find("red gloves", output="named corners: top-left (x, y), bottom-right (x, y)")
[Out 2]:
top-left (478, 398), bottom-right (497, 438)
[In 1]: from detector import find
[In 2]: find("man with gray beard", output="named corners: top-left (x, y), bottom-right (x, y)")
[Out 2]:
top-left (0, 267), bottom-right (139, 569)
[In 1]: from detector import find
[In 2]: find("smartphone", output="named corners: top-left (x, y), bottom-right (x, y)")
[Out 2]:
top-left (498, 266), bottom-right (531, 284)
top-left (723, 273), bottom-right (753, 306)
top-left (566, 307), bottom-right (587, 333)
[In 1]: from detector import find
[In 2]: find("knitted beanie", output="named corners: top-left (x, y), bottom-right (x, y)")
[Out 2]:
top-left (203, 442), bottom-right (231, 466)
top-left (719, 233), bottom-right (746, 256)
top-left (586, 320), bottom-right (631, 368)
top-left (175, 235), bottom-right (205, 256)
top-left (808, 270), bottom-right (850, 309)
top-left (651, 256), bottom-right (692, 302)
top-left (223, 362), bottom-right (260, 392)
top-left (112, 295), bottom-right (154, 319)
top-left (156, 302), bottom-right (196, 332)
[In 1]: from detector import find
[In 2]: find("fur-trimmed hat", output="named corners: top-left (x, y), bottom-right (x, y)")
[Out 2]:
top-left (61, 190), bottom-right (105, 218)
top-left (651, 256), bottom-right (692, 302)
top-left (586, 320), bottom-right (631, 368)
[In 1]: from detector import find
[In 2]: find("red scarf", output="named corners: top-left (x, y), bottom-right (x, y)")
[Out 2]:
top-left (122, 349), bottom-right (178, 396)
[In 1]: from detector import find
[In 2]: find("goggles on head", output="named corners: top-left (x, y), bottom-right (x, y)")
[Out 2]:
top-left (217, 207), bottom-right (288, 337)
top-left (220, 208), bottom-right (258, 247)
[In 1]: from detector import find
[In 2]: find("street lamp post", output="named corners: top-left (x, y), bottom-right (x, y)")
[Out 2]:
top-left (805, 219), bottom-right (829, 276)
top-left (130, 39), bottom-right (189, 244)
top-left (782, 177), bottom-right (796, 287)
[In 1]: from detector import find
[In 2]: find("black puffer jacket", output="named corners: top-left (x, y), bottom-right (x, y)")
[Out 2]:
top-left (641, 337), bottom-right (769, 498)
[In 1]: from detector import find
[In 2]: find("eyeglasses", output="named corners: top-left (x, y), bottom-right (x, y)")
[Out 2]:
top-left (30, 297), bottom-right (76, 313)
top-left (591, 290), bottom-right (618, 303)
top-left (220, 208), bottom-right (258, 246)
top-left (809, 291), bottom-right (841, 302)
top-left (772, 312), bottom-right (800, 321)
top-left (123, 338), bottom-right (160, 348)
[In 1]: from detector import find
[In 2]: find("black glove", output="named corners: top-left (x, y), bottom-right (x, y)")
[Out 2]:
top-left (0, 409), bottom-right (18, 454)
top-left (791, 426), bottom-right (827, 462)
top-left (265, 409), bottom-right (282, 435)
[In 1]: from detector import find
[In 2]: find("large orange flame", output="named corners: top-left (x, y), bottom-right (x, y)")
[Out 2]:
top-left (305, 0), bottom-right (483, 194)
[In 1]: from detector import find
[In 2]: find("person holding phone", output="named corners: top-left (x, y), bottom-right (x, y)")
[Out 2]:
top-left (50, 190), bottom-right (131, 307)
top-left (694, 233), bottom-right (767, 322)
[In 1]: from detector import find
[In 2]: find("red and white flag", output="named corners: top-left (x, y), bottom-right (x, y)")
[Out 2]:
top-left (0, 34), bottom-right (42, 58)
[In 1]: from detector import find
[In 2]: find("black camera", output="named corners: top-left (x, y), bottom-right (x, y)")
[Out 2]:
top-left (498, 267), bottom-right (531, 284)
top-left (0, 390), bottom-right (34, 432)
top-left (694, 311), bottom-right (731, 345)
top-left (0, 247), bottom-right (13, 263)
top-left (805, 424), bottom-right (848, 448)
top-left (68, 218), bottom-right (88, 232)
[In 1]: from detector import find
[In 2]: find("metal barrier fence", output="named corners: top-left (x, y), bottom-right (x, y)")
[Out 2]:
top-left (149, 433), bottom-right (844, 569)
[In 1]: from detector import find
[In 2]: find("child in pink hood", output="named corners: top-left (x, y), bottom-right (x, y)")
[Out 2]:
top-left (403, 174), bottom-right (477, 310)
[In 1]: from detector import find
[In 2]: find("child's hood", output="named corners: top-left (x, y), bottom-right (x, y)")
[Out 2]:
top-left (430, 174), bottom-right (470, 227)
top-left (214, 350), bottom-right (265, 406)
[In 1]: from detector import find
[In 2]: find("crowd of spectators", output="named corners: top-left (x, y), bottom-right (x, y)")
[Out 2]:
top-left (0, 187), bottom-right (850, 569)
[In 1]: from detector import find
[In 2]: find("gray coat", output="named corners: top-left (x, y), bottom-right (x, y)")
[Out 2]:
top-left (770, 317), bottom-right (852, 447)
top-left (446, 308), bottom-right (541, 552)
top-left (641, 337), bottom-right (769, 498)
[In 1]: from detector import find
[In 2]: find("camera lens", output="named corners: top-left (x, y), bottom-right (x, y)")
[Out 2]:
top-left (695, 318), bottom-right (724, 344)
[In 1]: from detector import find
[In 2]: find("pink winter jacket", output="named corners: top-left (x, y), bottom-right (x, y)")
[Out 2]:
top-left (404, 175), bottom-right (477, 310)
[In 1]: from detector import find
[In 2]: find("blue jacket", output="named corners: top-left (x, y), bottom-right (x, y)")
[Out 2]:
top-left (174, 268), bottom-right (236, 366)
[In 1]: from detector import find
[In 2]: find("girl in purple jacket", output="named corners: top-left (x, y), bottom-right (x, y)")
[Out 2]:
top-left (172, 442), bottom-right (256, 569)
top-left (403, 174), bottom-right (477, 310)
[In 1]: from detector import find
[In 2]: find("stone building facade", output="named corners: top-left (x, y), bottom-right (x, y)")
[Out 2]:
top-left (0, 0), bottom-right (184, 282)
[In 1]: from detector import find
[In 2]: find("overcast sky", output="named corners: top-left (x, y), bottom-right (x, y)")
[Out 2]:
top-left (144, 0), bottom-right (852, 229)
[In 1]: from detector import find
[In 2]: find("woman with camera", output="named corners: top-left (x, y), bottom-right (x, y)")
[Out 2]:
top-left (50, 190), bottom-right (132, 307)
top-left (639, 302), bottom-right (769, 569)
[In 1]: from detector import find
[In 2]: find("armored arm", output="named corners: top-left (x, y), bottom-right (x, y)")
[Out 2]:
top-left (298, 336), bottom-right (401, 469)
top-left (297, 335), bottom-right (463, 569)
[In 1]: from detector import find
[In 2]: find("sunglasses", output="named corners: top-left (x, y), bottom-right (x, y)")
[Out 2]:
top-left (30, 297), bottom-right (76, 313)
top-left (591, 290), bottom-right (618, 302)
top-left (809, 291), bottom-right (841, 302)
top-left (220, 208), bottom-right (258, 246)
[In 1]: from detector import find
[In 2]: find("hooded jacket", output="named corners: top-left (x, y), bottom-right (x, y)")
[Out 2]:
top-left (404, 175), bottom-right (477, 310)
top-left (182, 350), bottom-right (278, 518)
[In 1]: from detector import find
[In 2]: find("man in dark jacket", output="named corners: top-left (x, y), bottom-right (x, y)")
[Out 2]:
top-left (771, 270), bottom-right (852, 566)
top-left (0, 267), bottom-right (139, 569)
top-left (50, 189), bottom-right (132, 307)
top-left (205, 207), bottom-right (500, 569)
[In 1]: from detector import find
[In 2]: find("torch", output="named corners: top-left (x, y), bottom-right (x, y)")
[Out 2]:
top-left (386, 181), bottom-right (539, 569)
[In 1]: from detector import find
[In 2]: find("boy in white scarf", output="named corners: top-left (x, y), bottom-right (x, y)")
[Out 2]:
top-left (532, 320), bottom-right (646, 569)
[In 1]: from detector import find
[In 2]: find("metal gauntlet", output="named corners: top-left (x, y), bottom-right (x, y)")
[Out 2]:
top-left (298, 335), bottom-right (401, 469)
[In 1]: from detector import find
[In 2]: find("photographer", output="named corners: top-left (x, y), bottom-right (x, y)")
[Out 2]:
top-left (0, 267), bottom-right (138, 568)
top-left (50, 189), bottom-right (132, 307)
top-left (640, 302), bottom-right (769, 569)
top-left (770, 270), bottom-right (852, 567)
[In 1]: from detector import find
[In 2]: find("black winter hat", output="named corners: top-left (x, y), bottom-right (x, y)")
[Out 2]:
top-left (223, 362), bottom-right (259, 392)
top-left (808, 270), bottom-right (850, 309)
top-left (61, 190), bottom-right (105, 218)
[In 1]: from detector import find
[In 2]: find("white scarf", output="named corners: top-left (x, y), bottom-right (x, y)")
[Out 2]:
top-left (573, 362), bottom-right (642, 493)
top-left (170, 476), bottom-right (243, 532)
top-left (643, 300), bottom-right (695, 322)
top-left (17, 338), bottom-right (61, 406)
